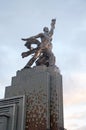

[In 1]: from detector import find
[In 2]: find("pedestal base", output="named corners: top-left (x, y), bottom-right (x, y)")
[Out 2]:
top-left (1, 66), bottom-right (64, 130)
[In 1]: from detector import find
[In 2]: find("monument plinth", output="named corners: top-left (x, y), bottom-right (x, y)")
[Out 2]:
top-left (5, 65), bottom-right (64, 130)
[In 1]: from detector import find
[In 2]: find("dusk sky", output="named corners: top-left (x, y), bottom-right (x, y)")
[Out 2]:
top-left (0, 0), bottom-right (86, 129)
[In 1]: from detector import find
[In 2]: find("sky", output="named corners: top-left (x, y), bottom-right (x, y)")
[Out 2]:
top-left (0, 0), bottom-right (86, 129)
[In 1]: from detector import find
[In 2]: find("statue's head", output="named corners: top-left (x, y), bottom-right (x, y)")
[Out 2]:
top-left (43, 27), bottom-right (49, 33)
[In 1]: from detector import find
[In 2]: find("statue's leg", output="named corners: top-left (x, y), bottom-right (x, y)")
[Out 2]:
top-left (24, 49), bottom-right (41, 68)
top-left (48, 52), bottom-right (55, 66)
top-left (22, 49), bottom-right (35, 58)
top-left (36, 55), bottom-right (44, 66)
top-left (36, 53), bottom-right (49, 66)
top-left (25, 57), bottom-right (36, 68)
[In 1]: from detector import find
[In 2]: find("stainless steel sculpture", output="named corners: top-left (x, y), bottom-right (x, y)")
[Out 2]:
top-left (21, 19), bottom-right (56, 68)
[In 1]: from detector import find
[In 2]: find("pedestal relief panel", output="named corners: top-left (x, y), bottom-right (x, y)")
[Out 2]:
top-left (0, 96), bottom-right (25, 130)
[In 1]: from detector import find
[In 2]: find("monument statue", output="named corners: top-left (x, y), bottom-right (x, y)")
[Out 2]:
top-left (0, 18), bottom-right (65, 130)
top-left (21, 19), bottom-right (56, 68)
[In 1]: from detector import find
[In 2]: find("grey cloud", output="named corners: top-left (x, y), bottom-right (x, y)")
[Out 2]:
top-left (66, 111), bottom-right (86, 120)
top-left (76, 126), bottom-right (86, 130)
top-left (63, 72), bottom-right (86, 106)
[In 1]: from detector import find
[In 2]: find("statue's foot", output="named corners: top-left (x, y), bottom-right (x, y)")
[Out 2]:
top-left (24, 66), bottom-right (31, 69)
top-left (21, 66), bottom-right (31, 70)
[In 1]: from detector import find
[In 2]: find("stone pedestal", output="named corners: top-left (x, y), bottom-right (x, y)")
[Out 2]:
top-left (0, 66), bottom-right (64, 130)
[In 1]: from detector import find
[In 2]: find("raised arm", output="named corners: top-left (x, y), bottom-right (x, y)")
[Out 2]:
top-left (49, 19), bottom-right (56, 38)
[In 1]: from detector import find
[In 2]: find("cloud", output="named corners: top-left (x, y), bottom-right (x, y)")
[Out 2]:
top-left (64, 87), bottom-right (86, 105)
top-left (65, 124), bottom-right (86, 130)
top-left (65, 123), bottom-right (78, 130)
top-left (63, 72), bottom-right (86, 129)
top-left (63, 72), bottom-right (86, 105)
top-left (76, 126), bottom-right (86, 130)
top-left (64, 111), bottom-right (86, 130)
top-left (66, 111), bottom-right (86, 120)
